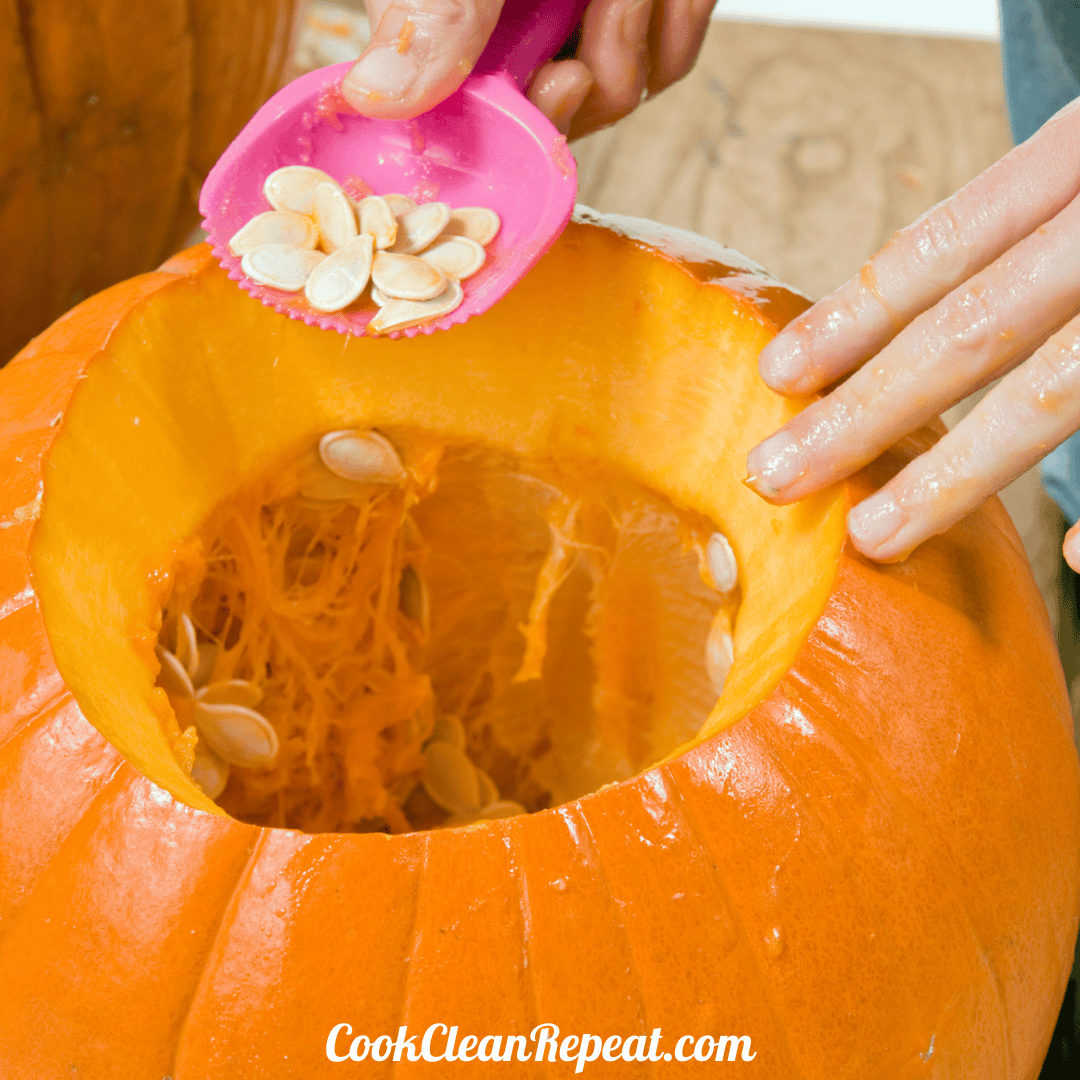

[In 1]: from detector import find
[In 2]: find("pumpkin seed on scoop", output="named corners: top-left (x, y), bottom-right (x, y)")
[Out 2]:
top-left (444, 206), bottom-right (501, 247)
top-left (264, 165), bottom-right (342, 215)
top-left (229, 211), bottom-right (319, 255)
top-left (391, 202), bottom-right (451, 255)
top-left (706, 531), bottom-right (738, 592)
top-left (191, 740), bottom-right (230, 800)
top-left (422, 740), bottom-right (482, 813)
top-left (313, 181), bottom-right (358, 252)
top-left (420, 236), bottom-right (485, 280)
top-left (384, 193), bottom-right (417, 216)
top-left (304, 233), bottom-right (374, 312)
top-left (357, 195), bottom-right (397, 250)
top-left (240, 245), bottom-right (325, 292)
top-left (371, 251), bottom-right (447, 301)
top-left (318, 430), bottom-right (406, 484)
top-left (194, 701), bottom-right (279, 768)
top-left (369, 278), bottom-right (463, 334)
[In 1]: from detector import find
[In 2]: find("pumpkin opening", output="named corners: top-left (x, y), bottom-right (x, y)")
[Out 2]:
top-left (29, 225), bottom-right (846, 822)
top-left (152, 434), bottom-right (737, 832)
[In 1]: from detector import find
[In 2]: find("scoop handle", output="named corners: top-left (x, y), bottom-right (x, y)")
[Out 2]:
top-left (474, 0), bottom-right (591, 90)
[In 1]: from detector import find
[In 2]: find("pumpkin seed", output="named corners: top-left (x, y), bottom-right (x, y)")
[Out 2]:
top-left (241, 244), bottom-right (326, 292)
top-left (420, 235), bottom-right (485, 280)
top-left (399, 563), bottom-right (428, 626)
top-left (304, 233), bottom-right (374, 312)
top-left (370, 283), bottom-right (389, 306)
top-left (422, 740), bottom-right (482, 813)
top-left (264, 165), bottom-right (341, 215)
top-left (194, 701), bottom-right (279, 768)
top-left (475, 767), bottom-right (498, 807)
top-left (313, 181), bottom-right (358, 252)
top-left (391, 201), bottom-right (451, 255)
top-left (229, 211), bottom-right (319, 255)
top-left (196, 679), bottom-right (263, 709)
top-left (191, 739), bottom-right (230, 800)
top-left (190, 641), bottom-right (220, 689)
top-left (430, 713), bottom-right (466, 748)
top-left (371, 251), bottom-right (447, 301)
top-left (384, 193), bottom-right (416, 216)
top-left (318, 429), bottom-right (406, 484)
top-left (444, 206), bottom-right (500, 247)
top-left (705, 612), bottom-right (734, 695)
top-left (706, 532), bottom-right (738, 593)
top-left (156, 645), bottom-right (194, 699)
top-left (356, 195), bottom-right (397, 250)
top-left (369, 278), bottom-right (463, 334)
top-left (177, 612), bottom-right (199, 678)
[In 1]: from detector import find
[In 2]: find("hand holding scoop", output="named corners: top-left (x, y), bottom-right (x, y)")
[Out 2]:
top-left (199, 0), bottom-right (588, 337)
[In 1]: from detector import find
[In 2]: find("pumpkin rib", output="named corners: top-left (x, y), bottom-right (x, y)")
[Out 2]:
top-left (167, 825), bottom-right (271, 1077)
top-left (569, 800), bottom-right (657, 1036)
top-left (662, 761), bottom-right (810, 1078)
top-left (740, 696), bottom-right (1013, 1071)
top-left (773, 664), bottom-right (1016, 1045)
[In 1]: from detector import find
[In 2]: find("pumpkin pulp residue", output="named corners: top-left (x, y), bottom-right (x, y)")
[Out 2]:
top-left (152, 433), bottom-right (738, 834)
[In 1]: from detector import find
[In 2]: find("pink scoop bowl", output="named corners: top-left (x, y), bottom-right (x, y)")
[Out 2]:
top-left (199, 0), bottom-right (588, 338)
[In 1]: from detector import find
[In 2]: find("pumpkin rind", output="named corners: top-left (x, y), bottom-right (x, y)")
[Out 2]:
top-left (0, 0), bottom-right (299, 363)
top-left (0, 217), bottom-right (1077, 1078)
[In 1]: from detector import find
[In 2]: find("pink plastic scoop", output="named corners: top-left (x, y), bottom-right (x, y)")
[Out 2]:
top-left (199, 0), bottom-right (588, 337)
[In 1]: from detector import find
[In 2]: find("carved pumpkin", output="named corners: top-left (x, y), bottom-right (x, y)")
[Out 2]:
top-left (0, 213), bottom-right (1077, 1077)
top-left (0, 0), bottom-right (300, 363)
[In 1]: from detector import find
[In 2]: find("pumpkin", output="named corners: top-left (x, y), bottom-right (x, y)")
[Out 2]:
top-left (0, 211), bottom-right (1078, 1077)
top-left (0, 0), bottom-right (300, 363)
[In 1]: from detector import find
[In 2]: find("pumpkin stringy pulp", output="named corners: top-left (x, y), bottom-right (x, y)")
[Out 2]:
top-left (152, 431), bottom-right (738, 834)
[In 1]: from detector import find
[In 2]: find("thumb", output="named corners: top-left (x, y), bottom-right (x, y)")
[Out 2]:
top-left (342, 0), bottom-right (505, 118)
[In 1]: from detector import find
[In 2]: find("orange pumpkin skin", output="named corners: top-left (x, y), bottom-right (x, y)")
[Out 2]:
top-left (0, 0), bottom-right (300, 364)
top-left (0, 221), bottom-right (1077, 1079)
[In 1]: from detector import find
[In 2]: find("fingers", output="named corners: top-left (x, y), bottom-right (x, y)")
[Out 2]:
top-left (1065, 520), bottom-right (1080, 573)
top-left (566, 0), bottom-right (655, 137)
top-left (645, 0), bottom-right (715, 96)
top-left (844, 311), bottom-right (1080, 562)
top-left (758, 96), bottom-right (1080, 396)
top-left (527, 60), bottom-right (595, 135)
top-left (341, 0), bottom-right (504, 118)
top-left (745, 189), bottom-right (1080, 504)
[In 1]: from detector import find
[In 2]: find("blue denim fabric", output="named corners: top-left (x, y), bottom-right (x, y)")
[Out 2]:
top-left (999, 2), bottom-right (1080, 520)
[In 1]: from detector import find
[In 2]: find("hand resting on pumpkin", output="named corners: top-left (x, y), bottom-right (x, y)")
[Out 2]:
top-left (745, 96), bottom-right (1080, 571)
top-left (338, 0), bottom-right (715, 137)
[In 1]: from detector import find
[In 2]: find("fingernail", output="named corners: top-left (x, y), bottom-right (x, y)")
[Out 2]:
top-left (1064, 526), bottom-right (1080, 572)
top-left (744, 431), bottom-right (805, 496)
top-left (344, 46), bottom-right (419, 100)
top-left (758, 333), bottom-right (808, 392)
top-left (848, 492), bottom-right (907, 551)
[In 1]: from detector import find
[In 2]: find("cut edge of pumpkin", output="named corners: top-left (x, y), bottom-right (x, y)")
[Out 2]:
top-left (29, 222), bottom-right (847, 824)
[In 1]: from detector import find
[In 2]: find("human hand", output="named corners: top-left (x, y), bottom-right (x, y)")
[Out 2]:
top-left (744, 97), bottom-right (1080, 570)
top-left (339, 0), bottom-right (715, 138)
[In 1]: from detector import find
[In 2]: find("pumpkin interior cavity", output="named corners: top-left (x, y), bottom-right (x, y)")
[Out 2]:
top-left (29, 227), bottom-right (847, 819)
top-left (152, 434), bottom-right (736, 833)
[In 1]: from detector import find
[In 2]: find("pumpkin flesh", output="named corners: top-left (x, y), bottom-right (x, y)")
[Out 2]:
top-left (0, 219), bottom-right (1075, 1077)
